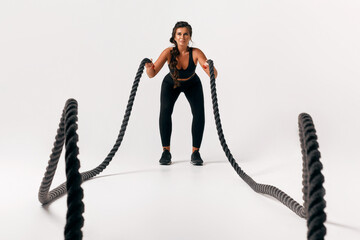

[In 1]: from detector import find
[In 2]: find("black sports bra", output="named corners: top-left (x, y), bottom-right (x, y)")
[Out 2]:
top-left (168, 47), bottom-right (196, 79)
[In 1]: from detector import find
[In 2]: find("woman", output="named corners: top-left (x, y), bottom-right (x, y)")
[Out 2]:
top-left (145, 21), bottom-right (218, 166)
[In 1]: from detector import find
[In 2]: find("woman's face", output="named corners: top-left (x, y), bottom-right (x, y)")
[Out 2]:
top-left (174, 27), bottom-right (191, 47)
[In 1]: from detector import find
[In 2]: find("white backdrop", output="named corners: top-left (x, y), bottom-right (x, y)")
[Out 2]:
top-left (1, 1), bottom-right (359, 239)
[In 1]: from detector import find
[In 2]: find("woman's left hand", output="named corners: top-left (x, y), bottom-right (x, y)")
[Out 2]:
top-left (202, 61), bottom-right (209, 70)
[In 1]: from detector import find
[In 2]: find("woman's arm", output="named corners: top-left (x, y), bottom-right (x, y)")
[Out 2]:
top-left (193, 48), bottom-right (218, 79)
top-left (145, 48), bottom-right (171, 78)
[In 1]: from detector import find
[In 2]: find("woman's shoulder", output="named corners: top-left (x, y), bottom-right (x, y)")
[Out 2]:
top-left (158, 47), bottom-right (173, 64)
top-left (160, 47), bottom-right (173, 57)
top-left (191, 47), bottom-right (204, 54)
top-left (191, 47), bottom-right (206, 59)
top-left (163, 47), bottom-right (173, 53)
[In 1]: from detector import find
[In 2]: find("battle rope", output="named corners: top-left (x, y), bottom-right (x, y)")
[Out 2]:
top-left (38, 58), bottom-right (326, 240)
top-left (299, 114), bottom-right (327, 240)
top-left (63, 99), bottom-right (84, 240)
top-left (38, 58), bottom-right (150, 239)
top-left (207, 59), bottom-right (326, 239)
top-left (38, 58), bottom-right (151, 205)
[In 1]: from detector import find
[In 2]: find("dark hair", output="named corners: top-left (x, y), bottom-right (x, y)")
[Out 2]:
top-left (169, 21), bottom-right (192, 87)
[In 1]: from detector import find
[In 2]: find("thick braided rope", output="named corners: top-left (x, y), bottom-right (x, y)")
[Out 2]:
top-left (63, 99), bottom-right (84, 240)
top-left (39, 58), bottom-right (326, 240)
top-left (38, 58), bottom-right (151, 205)
top-left (299, 114), bottom-right (326, 240)
top-left (207, 59), bottom-right (306, 217)
top-left (207, 60), bottom-right (327, 239)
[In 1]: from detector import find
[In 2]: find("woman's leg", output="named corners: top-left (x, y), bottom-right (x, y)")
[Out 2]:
top-left (159, 79), bottom-right (181, 149)
top-left (184, 78), bottom-right (205, 150)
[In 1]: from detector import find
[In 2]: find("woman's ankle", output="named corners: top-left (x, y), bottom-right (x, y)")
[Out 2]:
top-left (192, 147), bottom-right (199, 153)
top-left (163, 146), bottom-right (170, 152)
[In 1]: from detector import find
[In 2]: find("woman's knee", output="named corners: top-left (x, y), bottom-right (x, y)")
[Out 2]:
top-left (160, 103), bottom-right (174, 116)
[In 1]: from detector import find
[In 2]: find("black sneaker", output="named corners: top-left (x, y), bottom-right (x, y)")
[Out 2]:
top-left (159, 150), bottom-right (172, 165)
top-left (191, 150), bottom-right (203, 166)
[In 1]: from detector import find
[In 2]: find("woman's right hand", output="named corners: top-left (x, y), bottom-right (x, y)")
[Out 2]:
top-left (145, 58), bottom-right (155, 70)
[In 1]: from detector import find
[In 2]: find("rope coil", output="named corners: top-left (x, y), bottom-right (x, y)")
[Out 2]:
top-left (38, 58), bottom-right (326, 240)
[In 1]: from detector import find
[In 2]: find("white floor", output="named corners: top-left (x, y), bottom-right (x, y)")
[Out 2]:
top-left (1, 128), bottom-right (360, 240)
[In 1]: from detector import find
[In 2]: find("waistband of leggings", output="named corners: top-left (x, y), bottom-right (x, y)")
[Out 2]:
top-left (165, 73), bottom-right (199, 86)
top-left (170, 72), bottom-right (196, 81)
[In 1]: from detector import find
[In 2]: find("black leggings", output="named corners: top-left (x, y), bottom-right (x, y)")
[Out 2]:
top-left (159, 73), bottom-right (205, 148)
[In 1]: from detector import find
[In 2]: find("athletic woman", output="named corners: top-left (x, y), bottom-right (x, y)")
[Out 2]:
top-left (145, 21), bottom-right (218, 166)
